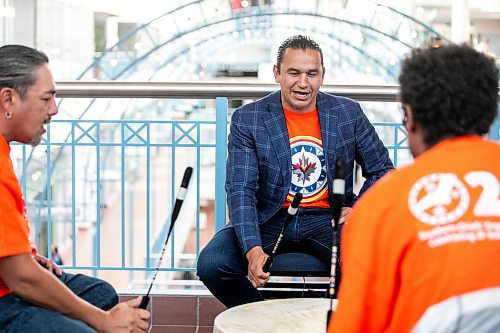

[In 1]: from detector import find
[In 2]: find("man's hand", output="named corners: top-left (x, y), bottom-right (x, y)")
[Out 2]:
top-left (33, 253), bottom-right (62, 276)
top-left (245, 246), bottom-right (270, 288)
top-left (339, 207), bottom-right (352, 224)
top-left (332, 207), bottom-right (352, 226)
top-left (101, 297), bottom-right (151, 333)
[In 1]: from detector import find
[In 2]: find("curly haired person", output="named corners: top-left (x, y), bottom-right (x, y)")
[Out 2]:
top-left (329, 45), bottom-right (500, 332)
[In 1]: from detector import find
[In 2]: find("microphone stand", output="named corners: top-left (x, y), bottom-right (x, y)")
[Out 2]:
top-left (326, 156), bottom-right (345, 329)
top-left (139, 167), bottom-right (193, 309)
top-left (262, 192), bottom-right (303, 273)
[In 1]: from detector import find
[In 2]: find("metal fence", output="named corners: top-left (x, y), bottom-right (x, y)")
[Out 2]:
top-left (11, 82), bottom-right (497, 293)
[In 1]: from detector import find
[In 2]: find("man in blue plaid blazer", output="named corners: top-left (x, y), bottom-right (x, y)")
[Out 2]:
top-left (197, 35), bottom-right (394, 308)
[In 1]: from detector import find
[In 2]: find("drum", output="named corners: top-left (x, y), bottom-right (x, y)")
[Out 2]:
top-left (213, 298), bottom-right (336, 333)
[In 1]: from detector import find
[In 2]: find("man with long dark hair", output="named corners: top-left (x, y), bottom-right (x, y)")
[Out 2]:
top-left (0, 45), bottom-right (150, 332)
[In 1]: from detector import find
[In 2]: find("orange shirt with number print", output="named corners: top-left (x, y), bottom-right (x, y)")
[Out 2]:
top-left (329, 136), bottom-right (500, 332)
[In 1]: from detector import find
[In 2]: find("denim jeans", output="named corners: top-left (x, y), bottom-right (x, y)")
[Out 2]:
top-left (0, 272), bottom-right (118, 333)
top-left (197, 207), bottom-right (343, 308)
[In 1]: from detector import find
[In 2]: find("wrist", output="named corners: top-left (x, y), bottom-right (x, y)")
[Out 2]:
top-left (89, 308), bottom-right (108, 332)
top-left (245, 246), bottom-right (263, 261)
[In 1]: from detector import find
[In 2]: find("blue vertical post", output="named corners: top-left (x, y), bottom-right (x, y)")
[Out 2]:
top-left (393, 124), bottom-right (399, 168)
top-left (71, 123), bottom-right (77, 265)
top-left (215, 97), bottom-right (228, 231)
top-left (46, 126), bottom-right (52, 258)
top-left (129, 190), bottom-right (134, 282)
top-left (121, 123), bottom-right (126, 268)
top-left (146, 124), bottom-right (151, 271)
top-left (95, 123), bottom-right (101, 269)
top-left (490, 116), bottom-right (499, 142)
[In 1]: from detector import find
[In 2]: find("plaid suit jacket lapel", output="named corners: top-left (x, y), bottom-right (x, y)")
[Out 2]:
top-left (262, 92), bottom-right (292, 192)
top-left (317, 92), bottom-right (338, 178)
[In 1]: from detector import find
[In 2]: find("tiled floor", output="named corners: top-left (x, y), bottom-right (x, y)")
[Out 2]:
top-left (119, 294), bottom-right (226, 332)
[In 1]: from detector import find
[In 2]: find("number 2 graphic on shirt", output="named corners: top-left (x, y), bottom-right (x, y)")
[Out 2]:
top-left (464, 171), bottom-right (500, 217)
top-left (409, 171), bottom-right (500, 225)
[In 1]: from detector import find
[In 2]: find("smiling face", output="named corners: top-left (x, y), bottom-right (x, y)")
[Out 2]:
top-left (11, 63), bottom-right (58, 146)
top-left (273, 48), bottom-right (324, 113)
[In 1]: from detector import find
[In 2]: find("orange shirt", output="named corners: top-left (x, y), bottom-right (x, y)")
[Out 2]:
top-left (0, 135), bottom-right (32, 297)
top-left (284, 107), bottom-right (330, 208)
top-left (329, 136), bottom-right (500, 332)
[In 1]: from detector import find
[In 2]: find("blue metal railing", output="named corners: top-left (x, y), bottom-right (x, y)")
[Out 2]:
top-left (11, 83), bottom-right (497, 292)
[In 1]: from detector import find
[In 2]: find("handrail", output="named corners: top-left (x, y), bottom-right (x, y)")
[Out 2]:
top-left (56, 81), bottom-right (400, 101)
top-left (56, 81), bottom-right (500, 101)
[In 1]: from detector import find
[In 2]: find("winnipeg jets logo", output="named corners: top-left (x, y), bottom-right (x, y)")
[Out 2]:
top-left (409, 173), bottom-right (470, 225)
top-left (289, 137), bottom-right (327, 201)
top-left (293, 152), bottom-right (317, 184)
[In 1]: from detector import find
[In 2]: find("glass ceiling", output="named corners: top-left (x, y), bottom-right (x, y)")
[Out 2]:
top-left (76, 0), bottom-right (447, 84)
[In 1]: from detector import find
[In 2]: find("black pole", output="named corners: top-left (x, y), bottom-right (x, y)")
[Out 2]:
top-left (139, 167), bottom-right (193, 309)
top-left (262, 193), bottom-right (303, 272)
top-left (326, 156), bottom-right (345, 329)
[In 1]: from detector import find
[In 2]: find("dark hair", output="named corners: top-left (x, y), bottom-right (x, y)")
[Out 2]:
top-left (399, 44), bottom-right (498, 147)
top-left (0, 45), bottom-right (49, 99)
top-left (276, 35), bottom-right (324, 73)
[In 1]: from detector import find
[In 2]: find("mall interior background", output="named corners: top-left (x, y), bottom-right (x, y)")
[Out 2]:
top-left (0, 0), bottom-right (498, 294)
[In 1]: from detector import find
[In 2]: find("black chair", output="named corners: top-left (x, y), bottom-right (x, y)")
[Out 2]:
top-left (259, 252), bottom-right (330, 299)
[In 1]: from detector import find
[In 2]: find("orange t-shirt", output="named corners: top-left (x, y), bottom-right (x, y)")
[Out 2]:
top-left (283, 107), bottom-right (330, 208)
top-left (329, 136), bottom-right (500, 332)
top-left (0, 135), bottom-right (32, 297)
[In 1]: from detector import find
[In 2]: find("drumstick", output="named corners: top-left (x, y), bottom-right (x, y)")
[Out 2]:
top-left (139, 166), bottom-right (193, 309)
top-left (262, 193), bottom-right (303, 273)
top-left (327, 156), bottom-right (345, 328)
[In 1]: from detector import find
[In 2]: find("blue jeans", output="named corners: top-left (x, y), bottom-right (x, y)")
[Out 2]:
top-left (197, 208), bottom-right (343, 308)
top-left (0, 272), bottom-right (118, 333)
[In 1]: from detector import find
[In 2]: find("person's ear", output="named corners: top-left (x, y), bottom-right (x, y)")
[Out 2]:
top-left (0, 87), bottom-right (15, 106)
top-left (0, 88), bottom-right (16, 119)
top-left (404, 104), bottom-right (417, 132)
top-left (273, 64), bottom-right (280, 84)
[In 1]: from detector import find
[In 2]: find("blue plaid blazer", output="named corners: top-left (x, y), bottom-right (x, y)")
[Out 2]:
top-left (225, 91), bottom-right (394, 253)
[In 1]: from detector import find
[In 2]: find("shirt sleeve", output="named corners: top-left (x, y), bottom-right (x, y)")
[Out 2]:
top-left (0, 177), bottom-right (31, 258)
